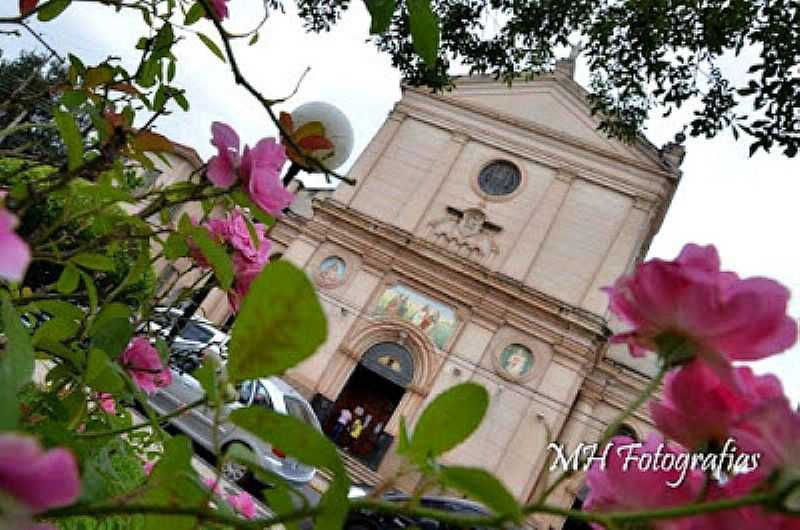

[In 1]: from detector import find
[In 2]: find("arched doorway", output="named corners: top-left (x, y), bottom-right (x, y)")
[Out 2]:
top-left (325, 342), bottom-right (413, 468)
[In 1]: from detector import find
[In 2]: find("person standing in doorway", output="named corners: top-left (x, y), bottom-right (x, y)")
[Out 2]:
top-left (331, 407), bottom-right (352, 444)
top-left (348, 406), bottom-right (366, 449)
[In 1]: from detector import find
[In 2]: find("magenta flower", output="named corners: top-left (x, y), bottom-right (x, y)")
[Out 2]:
top-left (97, 393), bottom-right (117, 415)
top-left (207, 122), bottom-right (240, 188)
top-left (584, 434), bottom-right (705, 530)
top-left (604, 243), bottom-right (797, 369)
top-left (649, 360), bottom-right (786, 450)
top-left (203, 476), bottom-right (224, 495)
top-left (228, 250), bottom-right (268, 313)
top-left (208, 0), bottom-right (229, 19)
top-left (240, 138), bottom-right (293, 217)
top-left (207, 209), bottom-right (270, 263)
top-left (0, 434), bottom-right (80, 514)
top-left (0, 209), bottom-right (31, 283)
top-left (692, 472), bottom-right (800, 530)
top-left (143, 460), bottom-right (156, 476)
top-left (119, 337), bottom-right (172, 395)
top-left (227, 491), bottom-right (256, 519)
top-left (731, 398), bottom-right (800, 482)
top-left (206, 123), bottom-right (293, 216)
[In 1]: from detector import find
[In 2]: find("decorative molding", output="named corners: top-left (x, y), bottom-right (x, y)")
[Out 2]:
top-left (428, 206), bottom-right (501, 262)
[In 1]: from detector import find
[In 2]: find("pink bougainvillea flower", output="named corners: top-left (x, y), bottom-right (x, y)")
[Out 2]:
top-left (19, 0), bottom-right (38, 15)
top-left (208, 0), bottom-right (230, 20)
top-left (0, 434), bottom-right (80, 514)
top-left (206, 124), bottom-right (293, 215)
top-left (207, 122), bottom-right (240, 188)
top-left (203, 476), bottom-right (224, 495)
top-left (119, 337), bottom-right (172, 395)
top-left (584, 434), bottom-right (705, 530)
top-left (97, 393), bottom-right (117, 415)
top-left (240, 138), bottom-right (293, 217)
top-left (227, 250), bottom-right (268, 313)
top-left (207, 208), bottom-right (269, 263)
top-left (227, 491), bottom-right (256, 519)
top-left (604, 243), bottom-right (797, 368)
top-left (690, 472), bottom-right (800, 530)
top-left (650, 360), bottom-right (786, 450)
top-left (731, 398), bottom-right (800, 483)
top-left (143, 460), bottom-right (156, 476)
top-left (0, 209), bottom-right (32, 283)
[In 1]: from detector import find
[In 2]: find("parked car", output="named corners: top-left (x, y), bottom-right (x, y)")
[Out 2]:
top-left (148, 356), bottom-right (321, 486)
top-left (344, 492), bottom-right (494, 530)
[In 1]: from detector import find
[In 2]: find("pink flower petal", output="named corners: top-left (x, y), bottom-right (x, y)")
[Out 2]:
top-left (0, 435), bottom-right (80, 513)
top-left (0, 209), bottom-right (31, 282)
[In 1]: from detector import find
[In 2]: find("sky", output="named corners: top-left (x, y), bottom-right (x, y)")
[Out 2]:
top-left (2, 1), bottom-right (797, 403)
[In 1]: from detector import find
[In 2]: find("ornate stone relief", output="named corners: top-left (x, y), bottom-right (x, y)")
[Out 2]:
top-left (428, 206), bottom-right (501, 262)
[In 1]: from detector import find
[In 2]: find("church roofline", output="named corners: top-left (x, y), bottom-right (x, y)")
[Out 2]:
top-left (403, 71), bottom-right (684, 180)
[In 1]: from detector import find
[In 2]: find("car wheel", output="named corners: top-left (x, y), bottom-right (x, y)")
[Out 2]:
top-left (221, 459), bottom-right (250, 485)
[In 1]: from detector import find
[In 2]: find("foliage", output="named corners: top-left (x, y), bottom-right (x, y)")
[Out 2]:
top-left (0, 51), bottom-right (73, 158)
top-left (297, 0), bottom-right (800, 157)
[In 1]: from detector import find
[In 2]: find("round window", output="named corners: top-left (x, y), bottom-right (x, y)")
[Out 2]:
top-left (477, 160), bottom-right (521, 196)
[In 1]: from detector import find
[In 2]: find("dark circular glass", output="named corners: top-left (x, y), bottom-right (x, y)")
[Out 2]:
top-left (477, 161), bottom-right (521, 196)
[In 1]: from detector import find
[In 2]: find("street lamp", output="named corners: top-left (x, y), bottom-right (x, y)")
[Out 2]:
top-left (280, 101), bottom-right (355, 185)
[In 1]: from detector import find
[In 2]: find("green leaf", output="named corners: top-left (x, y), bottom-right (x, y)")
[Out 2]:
top-left (114, 240), bottom-right (151, 295)
top-left (155, 338), bottom-right (170, 364)
top-left (249, 32), bottom-right (260, 46)
top-left (192, 357), bottom-right (219, 404)
top-left (0, 296), bottom-right (34, 430)
top-left (93, 302), bottom-right (131, 330)
top-left (53, 107), bottom-right (82, 171)
top-left (32, 317), bottom-right (79, 346)
top-left (142, 436), bottom-right (205, 530)
top-left (71, 252), bottom-right (115, 272)
top-left (227, 261), bottom-right (327, 381)
top-left (364, 0), bottom-right (396, 34)
top-left (407, 0), bottom-right (440, 67)
top-left (230, 406), bottom-right (350, 530)
top-left (32, 300), bottom-right (83, 322)
top-left (184, 2), bottom-right (206, 24)
top-left (197, 33), bottom-right (226, 63)
top-left (89, 304), bottom-right (134, 359)
top-left (186, 225), bottom-right (233, 289)
top-left (86, 348), bottom-right (125, 393)
top-left (164, 232), bottom-right (189, 260)
top-left (60, 90), bottom-right (88, 110)
top-left (79, 271), bottom-right (98, 315)
top-left (232, 406), bottom-right (344, 473)
top-left (404, 382), bottom-right (488, 461)
top-left (56, 263), bottom-right (80, 294)
top-left (439, 466), bottom-right (521, 520)
top-left (37, 0), bottom-right (71, 21)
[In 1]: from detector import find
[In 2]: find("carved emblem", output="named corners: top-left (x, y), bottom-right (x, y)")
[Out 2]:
top-left (428, 207), bottom-right (501, 260)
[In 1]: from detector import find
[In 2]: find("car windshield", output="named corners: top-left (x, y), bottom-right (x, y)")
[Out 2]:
top-left (284, 396), bottom-right (317, 426)
top-left (180, 322), bottom-right (215, 343)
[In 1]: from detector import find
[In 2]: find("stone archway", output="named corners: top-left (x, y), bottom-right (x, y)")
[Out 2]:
top-left (318, 320), bottom-right (440, 469)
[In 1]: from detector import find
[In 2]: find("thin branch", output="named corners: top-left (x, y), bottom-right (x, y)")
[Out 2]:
top-left (77, 397), bottom-right (208, 438)
top-left (196, 0), bottom-right (355, 186)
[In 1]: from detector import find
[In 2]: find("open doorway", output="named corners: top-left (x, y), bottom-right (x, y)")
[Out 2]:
top-left (326, 364), bottom-right (407, 468)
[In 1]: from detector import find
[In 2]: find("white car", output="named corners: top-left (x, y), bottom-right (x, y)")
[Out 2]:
top-left (149, 366), bottom-right (321, 485)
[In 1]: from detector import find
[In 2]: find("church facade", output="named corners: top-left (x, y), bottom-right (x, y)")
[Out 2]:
top-left (207, 61), bottom-right (684, 528)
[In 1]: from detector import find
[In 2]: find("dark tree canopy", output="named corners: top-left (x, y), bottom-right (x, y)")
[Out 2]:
top-left (296, 0), bottom-right (800, 157)
top-left (0, 51), bottom-right (69, 158)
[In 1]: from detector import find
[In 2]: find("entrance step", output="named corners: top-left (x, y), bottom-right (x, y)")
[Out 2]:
top-left (338, 449), bottom-right (384, 487)
top-left (310, 449), bottom-right (385, 494)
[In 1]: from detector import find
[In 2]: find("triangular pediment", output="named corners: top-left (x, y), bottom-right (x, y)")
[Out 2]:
top-left (443, 75), bottom-right (666, 172)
